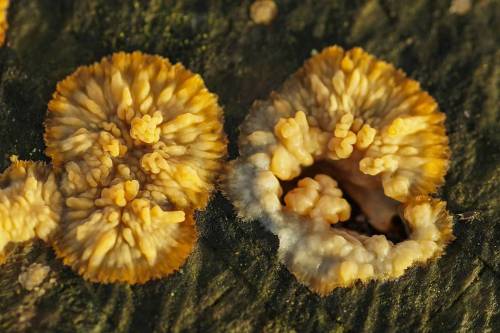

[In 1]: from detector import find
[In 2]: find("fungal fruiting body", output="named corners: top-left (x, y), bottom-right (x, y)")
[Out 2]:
top-left (250, 0), bottom-right (278, 25)
top-left (18, 263), bottom-right (51, 291)
top-left (226, 46), bottom-right (453, 295)
top-left (0, 156), bottom-right (62, 264)
top-left (0, 0), bottom-right (8, 46)
top-left (44, 52), bottom-right (226, 283)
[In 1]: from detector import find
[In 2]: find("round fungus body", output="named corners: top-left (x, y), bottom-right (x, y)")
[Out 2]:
top-left (250, 0), bottom-right (278, 25)
top-left (44, 52), bottom-right (226, 283)
top-left (226, 46), bottom-right (453, 295)
top-left (0, 156), bottom-right (62, 264)
top-left (0, 0), bottom-right (9, 46)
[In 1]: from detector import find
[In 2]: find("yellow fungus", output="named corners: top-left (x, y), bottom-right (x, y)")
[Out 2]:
top-left (45, 52), bottom-right (226, 283)
top-left (0, 156), bottom-right (62, 264)
top-left (0, 0), bottom-right (8, 46)
top-left (249, 0), bottom-right (278, 25)
top-left (226, 46), bottom-right (453, 295)
top-left (285, 174), bottom-right (350, 224)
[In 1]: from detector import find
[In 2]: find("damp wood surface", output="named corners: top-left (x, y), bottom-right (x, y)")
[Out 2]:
top-left (0, 0), bottom-right (498, 332)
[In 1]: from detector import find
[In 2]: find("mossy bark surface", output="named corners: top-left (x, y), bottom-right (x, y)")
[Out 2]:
top-left (0, 1), bottom-right (499, 332)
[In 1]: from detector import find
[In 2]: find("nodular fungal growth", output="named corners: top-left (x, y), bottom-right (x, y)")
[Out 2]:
top-left (0, 157), bottom-right (62, 264)
top-left (226, 46), bottom-right (454, 295)
top-left (1, 52), bottom-right (227, 284)
top-left (45, 52), bottom-right (226, 283)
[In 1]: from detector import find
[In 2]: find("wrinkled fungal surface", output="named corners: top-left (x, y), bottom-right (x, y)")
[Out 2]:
top-left (44, 52), bottom-right (227, 283)
top-left (0, 156), bottom-right (61, 264)
top-left (227, 46), bottom-right (454, 295)
top-left (0, 0), bottom-right (8, 46)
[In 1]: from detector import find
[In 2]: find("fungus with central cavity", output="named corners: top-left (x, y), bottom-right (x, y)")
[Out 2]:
top-left (226, 46), bottom-right (453, 295)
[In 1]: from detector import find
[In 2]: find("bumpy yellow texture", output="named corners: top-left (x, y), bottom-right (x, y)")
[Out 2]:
top-left (229, 45), bottom-right (453, 295)
top-left (270, 46), bottom-right (449, 202)
top-left (284, 174), bottom-right (351, 225)
top-left (0, 0), bottom-right (8, 46)
top-left (0, 156), bottom-right (61, 264)
top-left (44, 52), bottom-right (226, 283)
